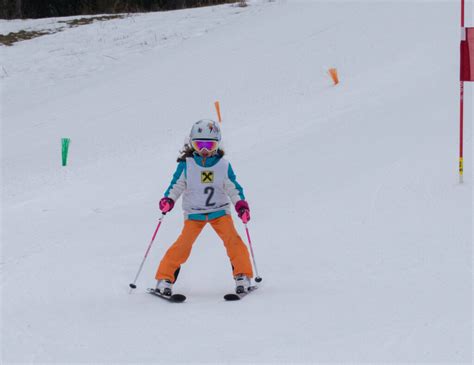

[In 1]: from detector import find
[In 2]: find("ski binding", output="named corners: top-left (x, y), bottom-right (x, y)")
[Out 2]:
top-left (146, 288), bottom-right (186, 303)
top-left (224, 286), bottom-right (258, 301)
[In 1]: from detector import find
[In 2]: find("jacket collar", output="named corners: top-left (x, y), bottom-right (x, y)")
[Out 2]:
top-left (192, 152), bottom-right (220, 167)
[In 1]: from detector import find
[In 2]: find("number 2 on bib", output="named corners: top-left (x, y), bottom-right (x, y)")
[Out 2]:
top-left (204, 187), bottom-right (216, 207)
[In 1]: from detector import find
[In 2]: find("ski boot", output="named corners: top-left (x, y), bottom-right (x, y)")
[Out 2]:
top-left (234, 274), bottom-right (251, 294)
top-left (155, 279), bottom-right (173, 296)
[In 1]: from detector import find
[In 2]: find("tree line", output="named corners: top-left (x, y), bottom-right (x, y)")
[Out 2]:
top-left (1, 0), bottom-right (240, 19)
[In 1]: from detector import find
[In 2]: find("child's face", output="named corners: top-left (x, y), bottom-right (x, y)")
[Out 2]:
top-left (197, 149), bottom-right (210, 157)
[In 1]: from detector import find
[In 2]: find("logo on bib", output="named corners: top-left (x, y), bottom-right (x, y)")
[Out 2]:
top-left (201, 171), bottom-right (214, 183)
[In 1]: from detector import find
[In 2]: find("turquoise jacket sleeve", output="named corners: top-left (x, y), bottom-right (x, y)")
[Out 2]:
top-left (224, 163), bottom-right (245, 204)
top-left (164, 161), bottom-right (186, 202)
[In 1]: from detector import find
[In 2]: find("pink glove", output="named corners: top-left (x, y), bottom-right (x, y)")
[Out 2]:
top-left (159, 197), bottom-right (174, 213)
top-left (235, 200), bottom-right (250, 223)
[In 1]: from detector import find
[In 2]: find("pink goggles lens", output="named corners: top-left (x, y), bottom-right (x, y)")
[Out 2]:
top-left (192, 140), bottom-right (218, 152)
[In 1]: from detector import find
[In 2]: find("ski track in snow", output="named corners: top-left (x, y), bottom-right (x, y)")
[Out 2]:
top-left (1, 0), bottom-right (473, 363)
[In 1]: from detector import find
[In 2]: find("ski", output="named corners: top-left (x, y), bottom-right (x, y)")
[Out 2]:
top-left (146, 288), bottom-right (186, 303)
top-left (224, 286), bottom-right (258, 301)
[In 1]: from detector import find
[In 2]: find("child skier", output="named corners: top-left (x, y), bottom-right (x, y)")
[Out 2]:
top-left (155, 119), bottom-right (253, 295)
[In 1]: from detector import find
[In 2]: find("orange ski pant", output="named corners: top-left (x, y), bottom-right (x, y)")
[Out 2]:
top-left (155, 215), bottom-right (253, 282)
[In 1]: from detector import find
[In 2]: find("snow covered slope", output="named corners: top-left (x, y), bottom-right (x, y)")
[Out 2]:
top-left (1, 0), bottom-right (472, 363)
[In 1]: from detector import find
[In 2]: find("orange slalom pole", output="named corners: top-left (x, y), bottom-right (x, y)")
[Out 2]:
top-left (328, 68), bottom-right (339, 85)
top-left (214, 101), bottom-right (222, 123)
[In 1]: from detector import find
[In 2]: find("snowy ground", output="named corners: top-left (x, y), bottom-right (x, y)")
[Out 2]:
top-left (1, 0), bottom-right (473, 363)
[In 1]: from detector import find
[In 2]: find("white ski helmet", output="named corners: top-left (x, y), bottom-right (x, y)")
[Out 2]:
top-left (189, 119), bottom-right (221, 142)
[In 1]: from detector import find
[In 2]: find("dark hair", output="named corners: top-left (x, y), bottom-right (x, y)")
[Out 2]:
top-left (177, 144), bottom-right (225, 162)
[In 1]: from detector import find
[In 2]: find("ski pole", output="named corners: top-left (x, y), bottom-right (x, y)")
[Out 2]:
top-left (129, 213), bottom-right (166, 293)
top-left (244, 223), bottom-right (262, 283)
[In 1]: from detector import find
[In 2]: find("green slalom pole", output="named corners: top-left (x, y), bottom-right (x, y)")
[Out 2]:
top-left (61, 138), bottom-right (70, 166)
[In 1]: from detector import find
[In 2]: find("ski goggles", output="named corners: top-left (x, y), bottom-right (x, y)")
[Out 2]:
top-left (191, 140), bottom-right (219, 152)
